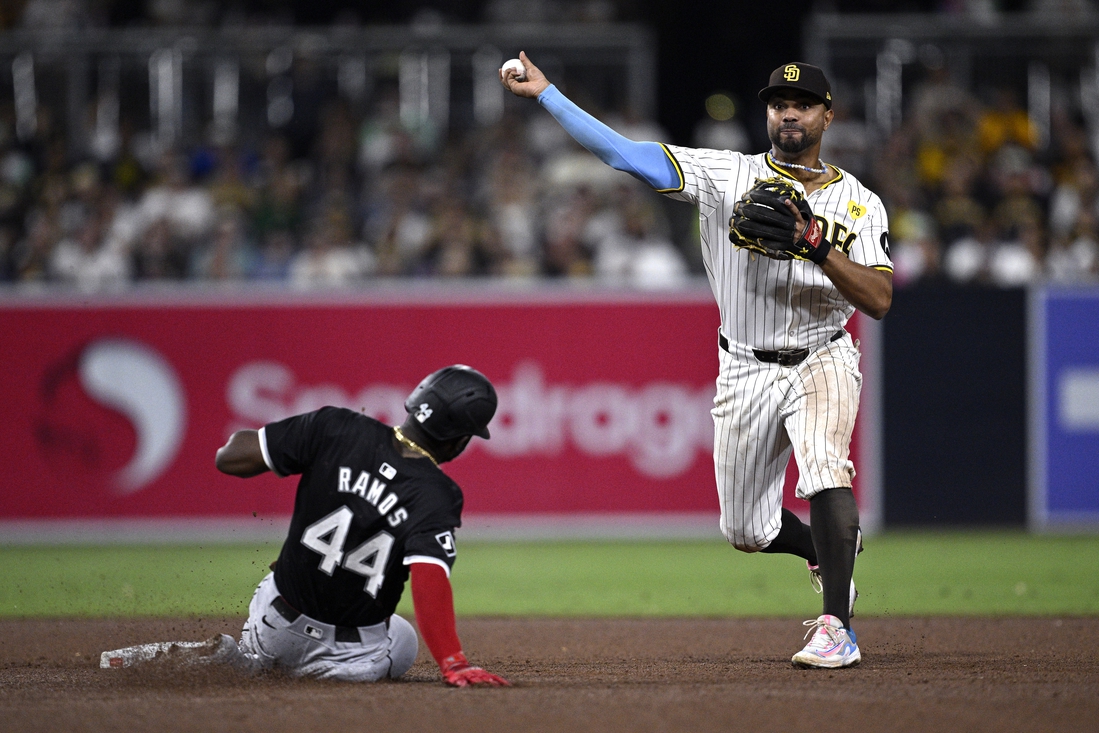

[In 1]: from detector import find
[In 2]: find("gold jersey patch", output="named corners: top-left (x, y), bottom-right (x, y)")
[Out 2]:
top-left (847, 201), bottom-right (867, 219)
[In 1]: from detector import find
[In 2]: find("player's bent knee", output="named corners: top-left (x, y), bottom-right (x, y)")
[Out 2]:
top-left (719, 524), bottom-right (767, 553)
top-left (386, 614), bottom-right (418, 679)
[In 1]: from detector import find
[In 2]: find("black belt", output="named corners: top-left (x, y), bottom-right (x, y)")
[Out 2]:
top-left (719, 329), bottom-right (845, 367)
top-left (272, 595), bottom-right (362, 643)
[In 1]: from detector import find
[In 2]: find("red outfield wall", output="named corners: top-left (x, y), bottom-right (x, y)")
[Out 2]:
top-left (0, 287), bottom-right (872, 537)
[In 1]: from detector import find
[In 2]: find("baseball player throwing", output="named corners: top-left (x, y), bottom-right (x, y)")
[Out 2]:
top-left (502, 54), bottom-right (892, 668)
top-left (212, 364), bottom-right (508, 685)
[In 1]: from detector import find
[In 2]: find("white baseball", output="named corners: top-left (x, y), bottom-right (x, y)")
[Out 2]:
top-left (502, 58), bottom-right (526, 82)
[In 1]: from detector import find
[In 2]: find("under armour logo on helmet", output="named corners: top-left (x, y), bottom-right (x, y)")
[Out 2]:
top-left (414, 403), bottom-right (433, 422)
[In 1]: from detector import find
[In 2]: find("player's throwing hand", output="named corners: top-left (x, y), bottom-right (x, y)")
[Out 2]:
top-left (499, 51), bottom-right (549, 98)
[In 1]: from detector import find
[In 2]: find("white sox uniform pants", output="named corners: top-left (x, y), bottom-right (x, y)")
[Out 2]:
top-left (713, 332), bottom-right (862, 552)
top-left (238, 573), bottom-right (418, 681)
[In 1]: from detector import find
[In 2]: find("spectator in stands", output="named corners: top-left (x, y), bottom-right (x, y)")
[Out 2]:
top-left (207, 148), bottom-right (256, 215)
top-left (11, 212), bottom-right (58, 283)
top-left (253, 166), bottom-right (304, 244)
top-left (542, 188), bottom-right (595, 278)
top-left (943, 216), bottom-right (996, 284)
top-left (481, 139), bottom-right (540, 277)
top-left (976, 87), bottom-right (1039, 159)
top-left (933, 158), bottom-right (986, 247)
top-left (987, 144), bottom-right (1047, 241)
top-left (132, 218), bottom-right (188, 280)
top-left (49, 212), bottom-right (130, 290)
top-left (366, 164), bottom-right (433, 276)
top-left (418, 194), bottom-right (505, 278)
top-left (288, 218), bottom-right (371, 288)
top-left (1047, 157), bottom-right (1099, 241)
top-left (1047, 209), bottom-right (1099, 284)
top-left (989, 219), bottom-right (1045, 286)
top-left (190, 208), bottom-right (256, 281)
top-left (590, 187), bottom-right (688, 288)
top-left (136, 150), bottom-right (215, 256)
top-left (883, 183), bottom-right (941, 287)
top-left (252, 229), bottom-right (296, 281)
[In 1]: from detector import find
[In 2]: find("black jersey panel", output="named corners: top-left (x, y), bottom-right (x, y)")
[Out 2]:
top-left (262, 407), bottom-right (464, 627)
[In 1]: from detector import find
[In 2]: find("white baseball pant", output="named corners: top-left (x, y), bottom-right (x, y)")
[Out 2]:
top-left (712, 333), bottom-right (862, 551)
top-left (238, 573), bottom-right (418, 681)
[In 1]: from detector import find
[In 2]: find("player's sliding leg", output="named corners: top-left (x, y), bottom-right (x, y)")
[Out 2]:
top-left (759, 507), bottom-right (817, 564)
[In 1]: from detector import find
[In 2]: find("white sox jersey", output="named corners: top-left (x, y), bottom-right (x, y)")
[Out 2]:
top-left (660, 149), bottom-right (893, 351)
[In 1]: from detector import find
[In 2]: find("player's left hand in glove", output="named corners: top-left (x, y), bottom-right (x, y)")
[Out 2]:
top-left (728, 177), bottom-right (831, 264)
top-left (440, 652), bottom-right (511, 687)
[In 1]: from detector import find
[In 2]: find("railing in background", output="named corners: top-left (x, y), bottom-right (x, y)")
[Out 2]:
top-left (0, 23), bottom-right (656, 155)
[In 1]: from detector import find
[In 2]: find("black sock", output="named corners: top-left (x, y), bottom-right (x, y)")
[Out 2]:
top-left (809, 488), bottom-right (860, 629)
top-left (760, 508), bottom-right (817, 565)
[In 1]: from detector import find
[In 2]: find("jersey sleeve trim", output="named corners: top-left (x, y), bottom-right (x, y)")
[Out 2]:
top-left (257, 426), bottom-right (284, 478)
top-left (405, 555), bottom-right (452, 577)
top-left (872, 264), bottom-right (894, 273)
top-left (654, 144), bottom-right (685, 193)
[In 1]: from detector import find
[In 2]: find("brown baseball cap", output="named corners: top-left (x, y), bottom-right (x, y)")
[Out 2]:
top-left (758, 62), bottom-right (832, 109)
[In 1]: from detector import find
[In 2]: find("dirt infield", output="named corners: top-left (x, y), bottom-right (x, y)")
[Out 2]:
top-left (1, 616), bottom-right (1095, 733)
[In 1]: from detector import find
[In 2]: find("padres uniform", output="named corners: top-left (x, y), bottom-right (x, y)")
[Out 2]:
top-left (661, 149), bottom-right (892, 549)
top-left (239, 406), bottom-right (464, 681)
top-left (530, 82), bottom-right (891, 551)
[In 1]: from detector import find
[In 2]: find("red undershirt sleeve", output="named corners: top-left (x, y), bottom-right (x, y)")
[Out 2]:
top-left (410, 561), bottom-right (462, 666)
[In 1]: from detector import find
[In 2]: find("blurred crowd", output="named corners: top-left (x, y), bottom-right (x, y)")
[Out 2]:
top-left (863, 67), bottom-right (1099, 288)
top-left (0, 92), bottom-right (693, 291)
top-left (1, 0), bottom-right (1099, 290)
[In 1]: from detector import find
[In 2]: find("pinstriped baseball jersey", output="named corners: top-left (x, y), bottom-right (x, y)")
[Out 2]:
top-left (660, 149), bottom-right (892, 352)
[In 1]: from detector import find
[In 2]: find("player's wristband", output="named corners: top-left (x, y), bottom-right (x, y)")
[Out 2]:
top-left (800, 218), bottom-right (831, 265)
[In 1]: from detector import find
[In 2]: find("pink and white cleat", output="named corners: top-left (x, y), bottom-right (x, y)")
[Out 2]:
top-left (791, 614), bottom-right (861, 669)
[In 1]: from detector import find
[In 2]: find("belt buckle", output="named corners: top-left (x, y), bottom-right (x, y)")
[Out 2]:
top-left (776, 349), bottom-right (808, 367)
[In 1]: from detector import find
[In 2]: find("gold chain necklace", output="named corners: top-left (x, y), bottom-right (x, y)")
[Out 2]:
top-left (393, 427), bottom-right (438, 465)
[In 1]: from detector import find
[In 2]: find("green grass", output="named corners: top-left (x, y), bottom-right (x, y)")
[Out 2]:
top-left (1, 531), bottom-right (1097, 618)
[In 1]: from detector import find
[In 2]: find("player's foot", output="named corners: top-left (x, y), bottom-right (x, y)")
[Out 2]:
top-left (791, 614), bottom-right (861, 669)
top-left (808, 528), bottom-right (863, 616)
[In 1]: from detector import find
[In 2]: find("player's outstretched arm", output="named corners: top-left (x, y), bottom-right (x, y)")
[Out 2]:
top-left (499, 52), bottom-right (681, 192)
top-left (215, 430), bottom-right (271, 477)
top-left (410, 562), bottom-right (510, 687)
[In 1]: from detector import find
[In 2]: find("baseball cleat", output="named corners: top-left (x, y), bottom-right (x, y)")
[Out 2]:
top-left (791, 614), bottom-right (861, 669)
top-left (808, 528), bottom-right (863, 617)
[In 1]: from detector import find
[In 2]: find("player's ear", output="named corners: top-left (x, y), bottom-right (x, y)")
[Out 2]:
top-left (822, 108), bottom-right (834, 130)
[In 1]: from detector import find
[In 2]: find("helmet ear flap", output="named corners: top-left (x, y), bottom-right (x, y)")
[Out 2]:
top-left (404, 365), bottom-right (497, 441)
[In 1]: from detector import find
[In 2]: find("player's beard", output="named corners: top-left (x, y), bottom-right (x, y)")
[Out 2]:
top-left (769, 123), bottom-right (820, 155)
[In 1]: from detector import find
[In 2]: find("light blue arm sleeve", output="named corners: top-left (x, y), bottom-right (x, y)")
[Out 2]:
top-left (537, 84), bottom-right (684, 193)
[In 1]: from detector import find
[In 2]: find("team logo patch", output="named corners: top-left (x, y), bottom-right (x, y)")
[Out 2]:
top-left (847, 201), bottom-right (866, 219)
top-left (783, 64), bottom-right (800, 82)
top-left (379, 462), bottom-right (396, 480)
top-left (304, 625), bottom-right (323, 640)
top-left (880, 231), bottom-right (891, 257)
top-left (414, 402), bottom-right (433, 423)
top-left (435, 531), bottom-right (457, 558)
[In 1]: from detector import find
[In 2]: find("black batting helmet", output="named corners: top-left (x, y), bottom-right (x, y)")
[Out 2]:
top-left (404, 365), bottom-right (497, 440)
